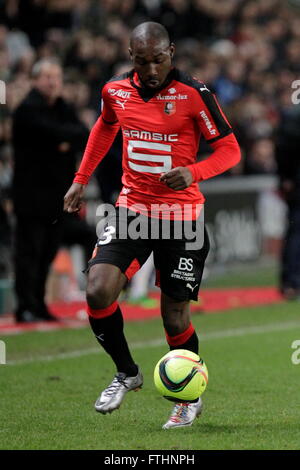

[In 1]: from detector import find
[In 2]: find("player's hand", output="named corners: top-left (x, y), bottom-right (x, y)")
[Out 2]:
top-left (159, 167), bottom-right (193, 190)
top-left (63, 183), bottom-right (85, 213)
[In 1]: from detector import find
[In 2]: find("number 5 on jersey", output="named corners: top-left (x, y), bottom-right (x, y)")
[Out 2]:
top-left (128, 140), bottom-right (172, 174)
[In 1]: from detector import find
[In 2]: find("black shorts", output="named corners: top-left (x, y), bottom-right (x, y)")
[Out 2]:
top-left (88, 207), bottom-right (210, 301)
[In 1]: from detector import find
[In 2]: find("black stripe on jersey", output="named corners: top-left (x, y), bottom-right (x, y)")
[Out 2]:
top-left (102, 117), bottom-right (118, 125)
top-left (102, 73), bottom-right (131, 124)
top-left (174, 69), bottom-right (233, 142)
top-left (205, 131), bottom-right (232, 144)
top-left (107, 70), bottom-right (132, 83)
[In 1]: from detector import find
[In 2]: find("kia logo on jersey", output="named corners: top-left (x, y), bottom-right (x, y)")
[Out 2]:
top-left (164, 102), bottom-right (176, 115)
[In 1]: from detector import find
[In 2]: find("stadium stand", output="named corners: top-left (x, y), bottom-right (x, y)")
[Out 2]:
top-left (0, 0), bottom-right (299, 312)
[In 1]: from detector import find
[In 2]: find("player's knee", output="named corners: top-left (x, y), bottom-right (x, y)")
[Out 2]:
top-left (86, 281), bottom-right (115, 309)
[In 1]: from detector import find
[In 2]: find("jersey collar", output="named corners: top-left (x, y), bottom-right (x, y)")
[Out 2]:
top-left (129, 68), bottom-right (177, 102)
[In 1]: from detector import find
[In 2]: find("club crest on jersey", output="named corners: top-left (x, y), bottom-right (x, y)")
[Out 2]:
top-left (164, 102), bottom-right (176, 116)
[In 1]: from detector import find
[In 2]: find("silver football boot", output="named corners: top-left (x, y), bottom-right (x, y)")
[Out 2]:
top-left (95, 367), bottom-right (143, 414)
top-left (162, 397), bottom-right (203, 429)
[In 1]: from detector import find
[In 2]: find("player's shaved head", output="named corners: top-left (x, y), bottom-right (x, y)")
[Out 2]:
top-left (129, 22), bottom-right (174, 89)
top-left (130, 22), bottom-right (170, 49)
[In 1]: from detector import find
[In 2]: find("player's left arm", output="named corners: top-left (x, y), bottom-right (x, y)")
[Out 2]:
top-left (187, 87), bottom-right (241, 183)
top-left (160, 86), bottom-right (241, 190)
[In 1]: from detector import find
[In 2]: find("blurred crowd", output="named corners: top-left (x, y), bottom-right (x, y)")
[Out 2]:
top-left (0, 0), bottom-right (300, 276)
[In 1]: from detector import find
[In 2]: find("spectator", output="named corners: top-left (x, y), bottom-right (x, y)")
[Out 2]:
top-left (246, 138), bottom-right (277, 175)
top-left (214, 59), bottom-right (246, 105)
top-left (276, 103), bottom-right (300, 300)
top-left (11, 58), bottom-right (91, 323)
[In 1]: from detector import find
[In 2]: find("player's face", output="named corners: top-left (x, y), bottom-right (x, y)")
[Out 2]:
top-left (129, 39), bottom-right (175, 89)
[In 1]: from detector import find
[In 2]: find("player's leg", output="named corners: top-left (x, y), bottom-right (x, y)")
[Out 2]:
top-left (154, 225), bottom-right (210, 429)
top-left (160, 293), bottom-right (199, 354)
top-left (160, 294), bottom-right (203, 429)
top-left (155, 225), bottom-right (210, 353)
top-left (86, 262), bottom-right (138, 376)
top-left (85, 207), bottom-right (151, 413)
top-left (86, 261), bottom-right (143, 414)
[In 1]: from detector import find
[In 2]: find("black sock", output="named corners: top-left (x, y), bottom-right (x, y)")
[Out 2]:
top-left (89, 306), bottom-right (138, 376)
top-left (169, 331), bottom-right (199, 355)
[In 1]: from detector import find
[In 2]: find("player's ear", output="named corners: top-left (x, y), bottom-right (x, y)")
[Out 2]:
top-left (128, 47), bottom-right (133, 61)
top-left (169, 43), bottom-right (175, 59)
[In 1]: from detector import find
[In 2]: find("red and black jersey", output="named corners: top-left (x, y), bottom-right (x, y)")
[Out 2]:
top-left (74, 68), bottom-right (240, 219)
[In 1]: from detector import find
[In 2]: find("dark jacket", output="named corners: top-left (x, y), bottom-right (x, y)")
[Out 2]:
top-left (276, 104), bottom-right (300, 206)
top-left (12, 88), bottom-right (89, 218)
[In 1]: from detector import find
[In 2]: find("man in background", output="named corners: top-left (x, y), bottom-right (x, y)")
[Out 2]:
top-left (12, 58), bottom-right (92, 323)
top-left (276, 103), bottom-right (300, 300)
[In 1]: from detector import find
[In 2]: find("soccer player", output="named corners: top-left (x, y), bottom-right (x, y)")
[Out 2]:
top-left (64, 22), bottom-right (241, 429)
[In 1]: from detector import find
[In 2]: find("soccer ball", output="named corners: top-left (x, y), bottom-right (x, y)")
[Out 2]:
top-left (154, 349), bottom-right (208, 402)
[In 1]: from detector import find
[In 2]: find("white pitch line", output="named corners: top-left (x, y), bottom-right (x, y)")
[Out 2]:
top-left (6, 320), bottom-right (300, 366)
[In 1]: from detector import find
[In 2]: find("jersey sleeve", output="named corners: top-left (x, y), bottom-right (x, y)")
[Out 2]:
top-left (187, 83), bottom-right (240, 182)
top-left (73, 85), bottom-right (120, 185)
top-left (192, 84), bottom-right (233, 143)
top-left (100, 84), bottom-right (118, 124)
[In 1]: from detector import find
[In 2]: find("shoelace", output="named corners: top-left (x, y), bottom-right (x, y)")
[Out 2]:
top-left (103, 374), bottom-right (128, 397)
top-left (170, 403), bottom-right (190, 422)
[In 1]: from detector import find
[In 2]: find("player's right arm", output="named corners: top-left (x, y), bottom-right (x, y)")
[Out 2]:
top-left (64, 86), bottom-right (120, 213)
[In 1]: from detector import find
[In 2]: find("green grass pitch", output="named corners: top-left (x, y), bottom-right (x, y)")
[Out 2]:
top-left (1, 268), bottom-right (300, 450)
